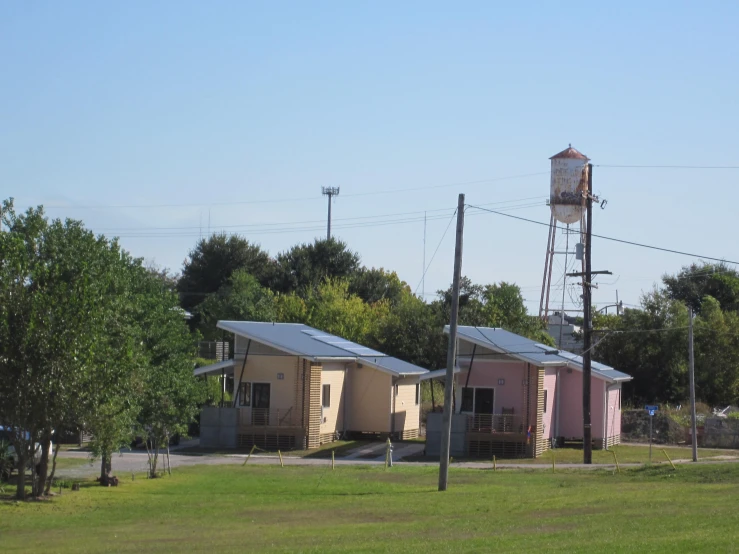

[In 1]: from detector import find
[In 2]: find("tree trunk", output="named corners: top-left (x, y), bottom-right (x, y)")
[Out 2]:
top-left (146, 438), bottom-right (159, 478)
top-left (34, 432), bottom-right (51, 497)
top-left (44, 443), bottom-right (60, 496)
top-left (99, 450), bottom-right (112, 485)
top-left (166, 440), bottom-right (171, 476)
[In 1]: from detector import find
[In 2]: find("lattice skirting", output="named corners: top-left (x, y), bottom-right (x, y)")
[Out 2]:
top-left (238, 433), bottom-right (299, 450)
top-left (467, 439), bottom-right (529, 458)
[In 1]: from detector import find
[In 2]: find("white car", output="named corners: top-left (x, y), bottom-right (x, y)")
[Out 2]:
top-left (0, 426), bottom-right (52, 478)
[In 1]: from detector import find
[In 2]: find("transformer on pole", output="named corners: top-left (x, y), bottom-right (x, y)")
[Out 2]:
top-left (321, 187), bottom-right (340, 240)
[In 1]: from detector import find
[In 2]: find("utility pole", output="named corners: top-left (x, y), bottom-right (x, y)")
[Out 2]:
top-left (689, 307), bottom-right (698, 462)
top-left (439, 194), bottom-right (465, 492)
top-left (582, 163), bottom-right (594, 464)
top-left (322, 187), bottom-right (340, 240)
top-left (567, 165), bottom-right (612, 464)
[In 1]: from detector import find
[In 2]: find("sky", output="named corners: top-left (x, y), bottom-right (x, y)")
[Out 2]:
top-left (2, 1), bottom-right (738, 314)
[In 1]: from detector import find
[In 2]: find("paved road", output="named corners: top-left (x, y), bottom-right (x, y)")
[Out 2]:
top-left (54, 445), bottom-right (739, 479)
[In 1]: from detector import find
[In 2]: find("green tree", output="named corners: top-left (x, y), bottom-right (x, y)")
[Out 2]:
top-left (177, 234), bottom-right (274, 315)
top-left (0, 200), bottom-right (131, 498)
top-left (593, 289), bottom-right (689, 405)
top-left (480, 282), bottom-right (552, 344)
top-left (271, 238), bottom-right (361, 295)
top-left (136, 275), bottom-right (204, 478)
top-left (303, 280), bottom-right (388, 343)
top-left (663, 262), bottom-right (739, 314)
top-left (693, 296), bottom-right (739, 406)
top-left (371, 290), bottom-right (444, 370)
top-left (348, 267), bottom-right (408, 305)
top-left (196, 270), bottom-right (276, 339)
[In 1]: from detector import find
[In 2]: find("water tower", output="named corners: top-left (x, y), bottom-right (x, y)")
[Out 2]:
top-left (539, 145), bottom-right (589, 339)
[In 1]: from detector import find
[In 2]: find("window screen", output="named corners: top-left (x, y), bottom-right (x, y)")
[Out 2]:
top-left (461, 387), bottom-right (474, 413)
top-left (322, 384), bottom-right (331, 408)
top-left (238, 382), bottom-right (251, 407)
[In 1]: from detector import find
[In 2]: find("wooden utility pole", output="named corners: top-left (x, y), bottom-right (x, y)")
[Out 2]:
top-left (438, 194), bottom-right (465, 492)
top-left (582, 164), bottom-right (594, 464)
top-left (689, 307), bottom-right (698, 462)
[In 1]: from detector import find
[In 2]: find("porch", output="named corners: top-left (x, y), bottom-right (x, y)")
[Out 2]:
top-left (236, 407), bottom-right (305, 450)
top-left (425, 412), bottom-right (533, 458)
top-left (199, 406), bottom-right (306, 450)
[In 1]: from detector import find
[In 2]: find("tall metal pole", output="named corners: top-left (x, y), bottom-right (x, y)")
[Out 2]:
top-left (582, 164), bottom-right (594, 464)
top-left (327, 194), bottom-right (332, 239)
top-left (689, 307), bottom-right (698, 462)
top-left (423, 211), bottom-right (427, 298)
top-left (439, 194), bottom-right (465, 492)
top-left (321, 187), bottom-right (340, 240)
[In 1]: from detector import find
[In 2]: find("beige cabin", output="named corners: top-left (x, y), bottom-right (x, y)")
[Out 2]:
top-left (196, 321), bottom-right (427, 450)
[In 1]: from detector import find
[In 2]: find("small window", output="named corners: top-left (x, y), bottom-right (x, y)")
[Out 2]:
top-left (394, 383), bottom-right (399, 396)
top-left (543, 390), bottom-right (548, 413)
top-left (322, 384), bottom-right (331, 408)
top-left (415, 383), bottom-right (420, 405)
top-left (238, 382), bottom-right (251, 407)
top-left (461, 387), bottom-right (474, 413)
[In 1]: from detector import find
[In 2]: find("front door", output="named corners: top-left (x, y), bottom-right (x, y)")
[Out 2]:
top-left (474, 388), bottom-right (494, 415)
top-left (252, 383), bottom-right (271, 425)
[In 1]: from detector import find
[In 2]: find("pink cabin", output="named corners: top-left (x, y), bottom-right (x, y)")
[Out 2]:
top-left (423, 326), bottom-right (632, 458)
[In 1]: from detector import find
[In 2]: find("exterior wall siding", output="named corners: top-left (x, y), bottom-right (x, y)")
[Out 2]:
top-left (233, 354), bottom-right (299, 415)
top-left (303, 363), bottom-right (322, 449)
top-left (348, 365), bottom-right (391, 433)
top-left (393, 377), bottom-right (421, 437)
top-left (542, 367), bottom-right (557, 440)
top-left (320, 363), bottom-right (347, 439)
top-left (456, 360), bottom-right (528, 416)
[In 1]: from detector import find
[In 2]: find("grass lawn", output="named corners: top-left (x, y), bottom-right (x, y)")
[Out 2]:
top-left (3, 462), bottom-right (739, 552)
top-left (508, 444), bottom-right (739, 465)
top-left (406, 444), bottom-right (739, 465)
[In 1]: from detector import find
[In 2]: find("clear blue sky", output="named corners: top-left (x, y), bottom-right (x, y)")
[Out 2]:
top-left (2, 1), bottom-right (738, 313)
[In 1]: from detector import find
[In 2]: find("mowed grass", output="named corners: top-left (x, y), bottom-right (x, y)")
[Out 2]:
top-left (505, 444), bottom-right (739, 465)
top-left (2, 463), bottom-right (739, 553)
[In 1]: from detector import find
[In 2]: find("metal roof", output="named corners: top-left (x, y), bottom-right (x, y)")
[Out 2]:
top-left (216, 321), bottom-right (428, 377)
top-left (194, 359), bottom-right (235, 377)
top-left (550, 145), bottom-right (589, 161)
top-left (448, 325), bottom-right (632, 383)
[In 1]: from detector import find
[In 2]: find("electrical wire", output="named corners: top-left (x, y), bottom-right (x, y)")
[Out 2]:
top-left (110, 200), bottom-right (543, 239)
top-left (414, 209), bottom-right (457, 294)
top-left (596, 164), bottom-right (739, 169)
top-left (465, 204), bottom-right (739, 265)
top-left (33, 171), bottom-right (549, 211)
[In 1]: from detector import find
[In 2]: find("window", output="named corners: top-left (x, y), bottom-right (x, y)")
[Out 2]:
top-left (238, 382), bottom-right (251, 407)
top-left (415, 383), bottom-right (420, 405)
top-left (394, 383), bottom-right (399, 396)
top-left (322, 384), bottom-right (331, 408)
top-left (543, 390), bottom-right (548, 413)
top-left (460, 387), bottom-right (474, 413)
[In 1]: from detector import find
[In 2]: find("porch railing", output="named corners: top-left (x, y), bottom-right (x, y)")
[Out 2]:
top-left (466, 414), bottom-right (524, 434)
top-left (239, 407), bottom-right (299, 428)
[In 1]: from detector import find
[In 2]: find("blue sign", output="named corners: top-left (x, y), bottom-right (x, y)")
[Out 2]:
top-left (645, 405), bottom-right (658, 416)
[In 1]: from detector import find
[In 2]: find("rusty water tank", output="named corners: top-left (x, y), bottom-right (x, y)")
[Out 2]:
top-left (549, 145), bottom-right (589, 224)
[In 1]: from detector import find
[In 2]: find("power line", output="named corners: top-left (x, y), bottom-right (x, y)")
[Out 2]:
top-left (414, 209), bottom-right (457, 294)
top-left (465, 204), bottom-right (739, 266)
top-left (110, 200), bottom-right (544, 239)
top-left (596, 164), bottom-right (739, 169)
top-left (31, 171), bottom-right (549, 211)
top-left (85, 196), bottom-right (546, 233)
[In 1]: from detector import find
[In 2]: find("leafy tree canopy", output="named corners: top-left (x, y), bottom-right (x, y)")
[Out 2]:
top-left (177, 234), bottom-right (274, 314)
top-left (662, 262), bottom-right (739, 314)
